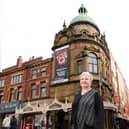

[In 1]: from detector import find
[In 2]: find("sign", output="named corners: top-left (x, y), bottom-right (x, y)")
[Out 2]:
top-left (0, 101), bottom-right (21, 113)
top-left (54, 45), bottom-right (69, 83)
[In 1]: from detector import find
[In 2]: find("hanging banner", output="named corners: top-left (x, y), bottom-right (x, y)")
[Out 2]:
top-left (53, 45), bottom-right (69, 83)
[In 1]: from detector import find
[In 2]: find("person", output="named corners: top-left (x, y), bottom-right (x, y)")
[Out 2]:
top-left (10, 115), bottom-right (17, 129)
top-left (71, 72), bottom-right (104, 129)
top-left (2, 114), bottom-right (11, 129)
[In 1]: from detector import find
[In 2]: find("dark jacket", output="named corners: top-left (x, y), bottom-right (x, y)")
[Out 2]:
top-left (10, 117), bottom-right (17, 129)
top-left (71, 89), bottom-right (104, 129)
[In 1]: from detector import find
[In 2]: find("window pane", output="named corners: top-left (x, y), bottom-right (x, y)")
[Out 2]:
top-left (40, 82), bottom-right (46, 97)
top-left (88, 58), bottom-right (93, 63)
top-left (14, 77), bottom-right (16, 84)
top-left (11, 74), bottom-right (22, 84)
top-left (88, 64), bottom-right (93, 72)
top-left (88, 53), bottom-right (98, 73)
top-left (89, 53), bottom-right (96, 58)
top-left (41, 68), bottom-right (46, 76)
top-left (19, 75), bottom-right (22, 83)
top-left (32, 70), bottom-right (37, 79)
top-left (17, 87), bottom-right (22, 100)
top-left (32, 90), bottom-right (36, 97)
top-left (31, 84), bottom-right (36, 98)
top-left (93, 58), bottom-right (97, 64)
top-left (0, 80), bottom-right (5, 87)
top-left (41, 88), bottom-right (46, 97)
top-left (0, 91), bottom-right (3, 103)
top-left (94, 65), bottom-right (98, 73)
top-left (9, 89), bottom-right (14, 101)
top-left (77, 60), bottom-right (82, 74)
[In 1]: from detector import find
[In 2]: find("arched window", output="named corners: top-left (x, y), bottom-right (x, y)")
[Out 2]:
top-left (88, 53), bottom-right (98, 73)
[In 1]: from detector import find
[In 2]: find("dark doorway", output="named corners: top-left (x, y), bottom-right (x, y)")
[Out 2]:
top-left (55, 110), bottom-right (70, 129)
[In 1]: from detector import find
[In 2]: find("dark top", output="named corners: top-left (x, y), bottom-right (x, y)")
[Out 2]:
top-left (71, 89), bottom-right (104, 129)
top-left (10, 117), bottom-right (17, 129)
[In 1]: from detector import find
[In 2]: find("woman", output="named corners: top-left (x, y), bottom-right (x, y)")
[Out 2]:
top-left (71, 72), bottom-right (104, 129)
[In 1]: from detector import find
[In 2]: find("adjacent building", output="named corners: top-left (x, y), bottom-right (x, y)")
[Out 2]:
top-left (0, 56), bottom-right (52, 128)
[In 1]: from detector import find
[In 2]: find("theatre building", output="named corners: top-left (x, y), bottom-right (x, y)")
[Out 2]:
top-left (0, 4), bottom-right (129, 129)
top-left (50, 4), bottom-right (116, 129)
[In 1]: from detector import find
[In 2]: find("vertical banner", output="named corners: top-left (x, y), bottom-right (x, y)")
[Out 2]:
top-left (54, 45), bottom-right (69, 83)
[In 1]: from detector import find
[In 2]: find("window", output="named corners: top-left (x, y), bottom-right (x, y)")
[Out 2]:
top-left (11, 74), bottom-right (22, 84)
top-left (88, 53), bottom-right (98, 73)
top-left (34, 114), bottom-right (43, 128)
top-left (40, 81), bottom-right (46, 97)
top-left (41, 67), bottom-right (46, 76)
top-left (31, 84), bottom-right (36, 98)
top-left (32, 70), bottom-right (37, 79)
top-left (82, 32), bottom-right (86, 37)
top-left (77, 60), bottom-right (83, 74)
top-left (0, 79), bottom-right (5, 87)
top-left (0, 91), bottom-right (3, 103)
top-left (17, 87), bottom-right (22, 100)
top-left (9, 88), bottom-right (14, 102)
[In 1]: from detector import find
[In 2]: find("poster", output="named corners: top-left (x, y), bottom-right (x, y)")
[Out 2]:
top-left (54, 45), bottom-right (69, 83)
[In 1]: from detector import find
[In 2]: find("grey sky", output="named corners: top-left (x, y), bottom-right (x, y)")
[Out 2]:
top-left (0, 0), bottom-right (129, 87)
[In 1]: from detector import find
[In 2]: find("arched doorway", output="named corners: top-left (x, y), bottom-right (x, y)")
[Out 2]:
top-left (49, 110), bottom-right (71, 129)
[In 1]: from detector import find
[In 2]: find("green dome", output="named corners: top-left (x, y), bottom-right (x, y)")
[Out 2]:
top-left (69, 4), bottom-right (97, 26)
top-left (70, 15), bottom-right (96, 25)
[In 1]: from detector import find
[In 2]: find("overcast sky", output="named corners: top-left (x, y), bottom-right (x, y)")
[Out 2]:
top-left (0, 0), bottom-right (129, 87)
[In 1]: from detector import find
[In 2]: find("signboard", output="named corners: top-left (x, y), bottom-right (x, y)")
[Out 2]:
top-left (53, 45), bottom-right (69, 83)
top-left (0, 101), bottom-right (21, 113)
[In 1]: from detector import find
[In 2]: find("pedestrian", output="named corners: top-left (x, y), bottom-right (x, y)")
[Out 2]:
top-left (10, 115), bottom-right (17, 129)
top-left (2, 114), bottom-right (10, 129)
top-left (71, 72), bottom-right (104, 129)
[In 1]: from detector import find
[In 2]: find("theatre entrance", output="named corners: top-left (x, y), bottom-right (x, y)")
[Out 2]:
top-left (49, 110), bottom-right (71, 129)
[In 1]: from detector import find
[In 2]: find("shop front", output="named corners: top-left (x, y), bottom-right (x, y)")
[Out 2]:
top-left (0, 101), bottom-right (21, 128)
top-left (16, 98), bottom-right (72, 129)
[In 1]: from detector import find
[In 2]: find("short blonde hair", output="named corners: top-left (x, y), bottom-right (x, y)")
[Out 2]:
top-left (80, 72), bottom-right (93, 82)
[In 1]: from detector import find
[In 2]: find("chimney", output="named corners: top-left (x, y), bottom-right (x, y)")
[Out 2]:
top-left (17, 56), bottom-right (23, 67)
top-left (32, 56), bottom-right (34, 59)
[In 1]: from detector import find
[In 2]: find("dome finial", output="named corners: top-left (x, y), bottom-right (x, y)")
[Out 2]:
top-left (63, 20), bottom-right (67, 29)
top-left (78, 4), bottom-right (88, 15)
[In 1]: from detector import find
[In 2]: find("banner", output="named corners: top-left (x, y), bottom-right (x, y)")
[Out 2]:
top-left (54, 45), bottom-right (69, 83)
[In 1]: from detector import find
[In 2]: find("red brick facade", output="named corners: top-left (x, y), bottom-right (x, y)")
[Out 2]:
top-left (0, 56), bottom-right (52, 103)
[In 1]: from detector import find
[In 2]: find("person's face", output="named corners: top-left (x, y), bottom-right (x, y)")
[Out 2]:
top-left (80, 75), bottom-right (91, 89)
